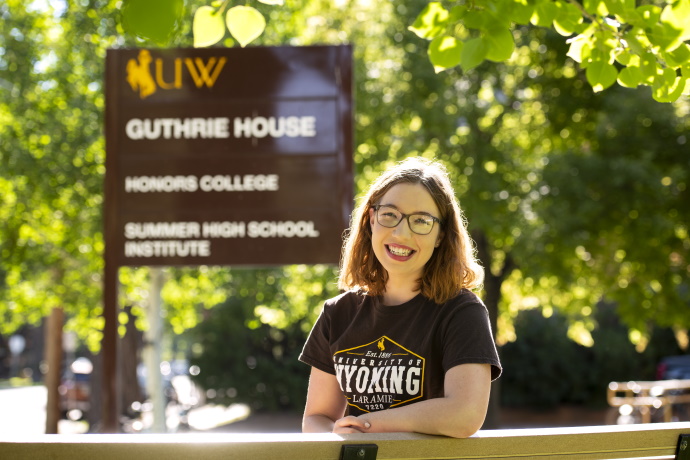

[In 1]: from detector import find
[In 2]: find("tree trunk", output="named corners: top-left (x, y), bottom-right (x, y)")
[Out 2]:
top-left (472, 230), bottom-right (514, 429)
top-left (44, 307), bottom-right (64, 434)
top-left (120, 306), bottom-right (144, 419)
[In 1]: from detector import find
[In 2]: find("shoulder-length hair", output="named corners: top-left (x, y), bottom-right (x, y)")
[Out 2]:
top-left (338, 157), bottom-right (484, 304)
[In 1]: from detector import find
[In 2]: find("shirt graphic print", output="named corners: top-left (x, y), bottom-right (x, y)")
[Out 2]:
top-left (334, 336), bottom-right (425, 413)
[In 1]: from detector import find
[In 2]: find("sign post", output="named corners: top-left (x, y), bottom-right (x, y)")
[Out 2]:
top-left (103, 45), bottom-right (353, 432)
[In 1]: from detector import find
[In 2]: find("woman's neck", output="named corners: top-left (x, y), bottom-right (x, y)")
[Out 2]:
top-left (382, 277), bottom-right (420, 306)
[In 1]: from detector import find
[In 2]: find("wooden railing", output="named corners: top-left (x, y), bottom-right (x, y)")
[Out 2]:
top-left (2, 422), bottom-right (689, 460)
top-left (608, 379), bottom-right (690, 423)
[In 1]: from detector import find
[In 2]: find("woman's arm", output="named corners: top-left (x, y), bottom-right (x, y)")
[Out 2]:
top-left (302, 367), bottom-right (349, 433)
top-left (335, 363), bottom-right (492, 438)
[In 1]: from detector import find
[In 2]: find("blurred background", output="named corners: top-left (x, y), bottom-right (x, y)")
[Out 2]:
top-left (1, 0), bottom-right (688, 434)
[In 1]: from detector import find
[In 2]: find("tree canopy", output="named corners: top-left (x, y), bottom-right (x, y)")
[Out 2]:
top-left (409, 0), bottom-right (690, 102)
top-left (127, 0), bottom-right (690, 102)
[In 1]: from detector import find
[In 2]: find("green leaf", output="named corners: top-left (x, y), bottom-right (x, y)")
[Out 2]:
top-left (635, 5), bottom-right (662, 27)
top-left (121, 0), bottom-right (184, 45)
top-left (449, 5), bottom-right (465, 22)
top-left (652, 67), bottom-right (687, 102)
top-left (623, 27), bottom-right (651, 56)
top-left (640, 53), bottom-right (658, 84)
top-left (484, 27), bottom-right (515, 62)
top-left (510, 1), bottom-right (535, 25)
top-left (617, 66), bottom-right (644, 87)
top-left (647, 22), bottom-right (684, 51)
top-left (226, 6), bottom-right (266, 47)
top-left (428, 36), bottom-right (463, 72)
top-left (614, 49), bottom-right (634, 65)
top-left (584, 0), bottom-right (609, 16)
top-left (193, 6), bottom-right (226, 48)
top-left (463, 10), bottom-right (488, 30)
top-left (257, 0), bottom-right (285, 4)
top-left (566, 35), bottom-right (593, 64)
top-left (409, 2), bottom-right (449, 40)
top-left (662, 43), bottom-right (690, 68)
top-left (586, 60), bottom-right (619, 92)
top-left (661, 0), bottom-right (690, 42)
top-left (554, 2), bottom-right (582, 36)
top-left (531, 1), bottom-right (558, 27)
top-left (460, 37), bottom-right (488, 71)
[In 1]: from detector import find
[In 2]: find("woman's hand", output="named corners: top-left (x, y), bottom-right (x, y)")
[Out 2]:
top-left (332, 416), bottom-right (371, 433)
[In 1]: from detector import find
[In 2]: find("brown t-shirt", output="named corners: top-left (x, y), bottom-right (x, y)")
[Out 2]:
top-left (299, 290), bottom-right (502, 415)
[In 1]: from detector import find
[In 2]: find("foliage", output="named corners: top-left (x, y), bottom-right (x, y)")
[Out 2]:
top-left (121, 0), bottom-right (283, 48)
top-left (186, 265), bottom-right (338, 411)
top-left (500, 304), bottom-right (683, 408)
top-left (409, 0), bottom-right (690, 102)
top-left (0, 0), bottom-right (121, 351)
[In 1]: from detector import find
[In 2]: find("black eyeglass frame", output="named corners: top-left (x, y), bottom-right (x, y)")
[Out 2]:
top-left (372, 204), bottom-right (442, 235)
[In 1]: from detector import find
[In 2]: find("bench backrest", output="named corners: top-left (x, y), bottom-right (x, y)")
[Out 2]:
top-left (2, 422), bottom-right (689, 460)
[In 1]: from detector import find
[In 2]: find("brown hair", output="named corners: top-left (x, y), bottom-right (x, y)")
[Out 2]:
top-left (338, 157), bottom-right (484, 303)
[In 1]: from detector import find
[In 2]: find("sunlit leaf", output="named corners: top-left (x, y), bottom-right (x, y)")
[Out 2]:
top-left (660, 0), bottom-right (690, 43)
top-left (484, 27), bottom-right (515, 62)
top-left (554, 2), bottom-right (582, 36)
top-left (193, 6), bottom-right (225, 48)
top-left (583, 0), bottom-right (609, 16)
top-left (460, 37), bottom-right (488, 71)
top-left (652, 67), bottom-right (687, 102)
top-left (428, 35), bottom-right (463, 72)
top-left (463, 10), bottom-right (488, 30)
top-left (531, 1), bottom-right (558, 27)
top-left (121, 0), bottom-right (184, 45)
top-left (586, 60), bottom-right (618, 92)
top-left (647, 22), bottom-right (683, 51)
top-left (226, 6), bottom-right (266, 47)
top-left (635, 5), bottom-right (662, 27)
top-left (408, 2), bottom-right (449, 39)
top-left (604, 0), bottom-right (634, 16)
top-left (640, 53), bottom-right (658, 84)
top-left (258, 0), bottom-right (285, 4)
top-left (662, 43), bottom-right (690, 68)
top-left (617, 66), bottom-right (643, 87)
top-left (566, 34), bottom-right (593, 64)
top-left (510, 1), bottom-right (535, 25)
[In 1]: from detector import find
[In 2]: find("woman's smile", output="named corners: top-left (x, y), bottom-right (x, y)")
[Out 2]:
top-left (386, 243), bottom-right (416, 260)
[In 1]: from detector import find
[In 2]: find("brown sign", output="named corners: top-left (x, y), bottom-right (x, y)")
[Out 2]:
top-left (105, 45), bottom-right (354, 266)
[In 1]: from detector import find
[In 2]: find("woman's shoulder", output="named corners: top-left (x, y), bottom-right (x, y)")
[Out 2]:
top-left (323, 289), bottom-right (371, 311)
top-left (439, 289), bottom-right (488, 314)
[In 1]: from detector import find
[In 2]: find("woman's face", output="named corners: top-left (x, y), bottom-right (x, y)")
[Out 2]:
top-left (368, 183), bottom-right (443, 286)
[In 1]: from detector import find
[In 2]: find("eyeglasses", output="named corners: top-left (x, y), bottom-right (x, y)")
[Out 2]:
top-left (373, 205), bottom-right (441, 235)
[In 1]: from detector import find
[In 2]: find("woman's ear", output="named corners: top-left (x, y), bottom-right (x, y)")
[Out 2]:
top-left (369, 207), bottom-right (376, 227)
top-left (435, 231), bottom-right (444, 248)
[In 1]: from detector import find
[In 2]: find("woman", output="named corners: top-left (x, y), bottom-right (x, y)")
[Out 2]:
top-left (299, 157), bottom-right (501, 438)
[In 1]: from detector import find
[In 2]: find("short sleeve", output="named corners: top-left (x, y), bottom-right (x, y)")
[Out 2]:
top-left (441, 299), bottom-right (502, 381)
top-left (299, 305), bottom-right (336, 375)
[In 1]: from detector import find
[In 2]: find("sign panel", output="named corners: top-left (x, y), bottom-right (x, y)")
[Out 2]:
top-left (105, 45), bottom-right (354, 266)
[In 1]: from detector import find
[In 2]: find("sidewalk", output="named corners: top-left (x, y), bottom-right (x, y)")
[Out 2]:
top-left (0, 385), bottom-right (616, 435)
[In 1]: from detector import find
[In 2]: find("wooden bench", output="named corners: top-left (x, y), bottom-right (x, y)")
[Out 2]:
top-left (608, 379), bottom-right (690, 423)
top-left (2, 422), bottom-right (689, 460)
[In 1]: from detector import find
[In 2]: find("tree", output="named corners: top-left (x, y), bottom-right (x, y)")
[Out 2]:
top-left (123, 0), bottom-right (690, 102)
top-left (408, 0), bottom-right (690, 102)
top-left (0, 0), bottom-right (120, 349)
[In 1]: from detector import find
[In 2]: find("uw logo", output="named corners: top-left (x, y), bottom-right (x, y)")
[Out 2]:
top-left (126, 50), bottom-right (227, 99)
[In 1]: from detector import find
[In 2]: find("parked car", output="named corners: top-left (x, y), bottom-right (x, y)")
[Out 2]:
top-left (58, 357), bottom-right (93, 420)
top-left (657, 355), bottom-right (690, 380)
